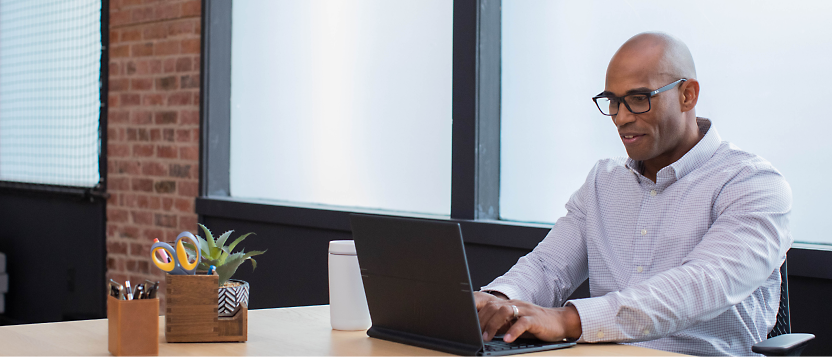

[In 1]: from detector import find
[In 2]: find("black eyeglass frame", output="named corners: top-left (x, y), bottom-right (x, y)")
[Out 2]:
top-left (592, 78), bottom-right (687, 116)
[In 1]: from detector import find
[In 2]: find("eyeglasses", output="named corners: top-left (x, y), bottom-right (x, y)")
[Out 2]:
top-left (592, 78), bottom-right (687, 116)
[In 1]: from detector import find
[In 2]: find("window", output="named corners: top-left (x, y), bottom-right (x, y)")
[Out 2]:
top-left (499, 0), bottom-right (832, 245)
top-left (0, 0), bottom-right (102, 187)
top-left (228, 0), bottom-right (453, 215)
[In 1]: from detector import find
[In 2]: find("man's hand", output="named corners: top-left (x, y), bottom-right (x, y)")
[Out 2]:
top-left (474, 292), bottom-right (582, 343)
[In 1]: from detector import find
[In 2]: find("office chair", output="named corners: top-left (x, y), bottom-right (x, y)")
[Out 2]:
top-left (751, 258), bottom-right (814, 356)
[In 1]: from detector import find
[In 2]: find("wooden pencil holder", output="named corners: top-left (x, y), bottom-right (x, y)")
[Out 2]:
top-left (164, 274), bottom-right (248, 342)
top-left (108, 296), bottom-right (159, 356)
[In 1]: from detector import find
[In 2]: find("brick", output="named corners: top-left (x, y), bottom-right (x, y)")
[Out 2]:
top-left (168, 92), bottom-right (191, 106)
top-left (143, 228), bottom-right (164, 240)
top-left (109, 177), bottom-right (130, 191)
top-left (131, 6), bottom-right (155, 23)
top-left (193, 92), bottom-right (199, 104)
top-left (143, 93), bottom-right (165, 106)
top-left (130, 111), bottom-right (152, 125)
top-left (116, 160), bottom-right (141, 175)
top-left (136, 59), bottom-right (162, 75)
top-left (109, 78), bottom-right (129, 91)
top-left (122, 193), bottom-right (137, 207)
top-left (110, 111), bottom-right (129, 124)
top-left (181, 38), bottom-right (200, 54)
top-left (122, 29), bottom-right (141, 42)
top-left (138, 260), bottom-right (150, 274)
top-left (169, 21), bottom-right (194, 37)
top-left (150, 128), bottom-right (161, 141)
top-left (108, 94), bottom-right (119, 107)
top-left (163, 197), bottom-right (174, 211)
top-left (174, 198), bottom-right (192, 212)
top-left (180, 74), bottom-right (199, 89)
top-left (109, 62), bottom-right (120, 76)
top-left (155, 3), bottom-right (181, 21)
top-left (131, 211), bottom-right (153, 225)
top-left (142, 25), bottom-right (167, 40)
top-left (175, 129), bottom-right (190, 142)
top-left (125, 259), bottom-right (137, 272)
top-left (138, 195), bottom-right (161, 210)
top-left (181, 110), bottom-right (199, 125)
top-left (155, 111), bottom-right (177, 124)
top-left (163, 58), bottom-right (176, 73)
top-left (179, 215), bottom-right (198, 230)
top-left (110, 10), bottom-right (130, 27)
top-left (126, 61), bottom-right (137, 75)
top-left (122, 225), bottom-right (141, 239)
top-left (133, 144), bottom-right (154, 157)
top-left (178, 181), bottom-right (198, 197)
top-left (120, 93), bottom-right (140, 106)
top-left (158, 76), bottom-right (177, 90)
top-left (155, 213), bottom-right (178, 228)
top-left (182, 0), bottom-right (200, 17)
top-left (155, 40), bottom-right (179, 56)
top-left (110, 30), bottom-right (119, 43)
top-left (132, 178), bottom-right (154, 192)
top-left (109, 143), bottom-right (130, 157)
top-left (131, 42), bottom-right (154, 57)
top-left (180, 146), bottom-right (198, 160)
top-left (108, 241), bottom-right (128, 255)
top-left (108, 208), bottom-right (129, 223)
top-left (154, 180), bottom-right (176, 193)
top-left (175, 57), bottom-right (192, 72)
top-left (169, 164), bottom-right (191, 178)
top-left (142, 161), bottom-right (167, 176)
top-left (111, 44), bottom-right (129, 58)
top-left (157, 145), bottom-right (177, 158)
top-left (130, 78), bottom-right (153, 90)
top-left (164, 128), bottom-right (175, 141)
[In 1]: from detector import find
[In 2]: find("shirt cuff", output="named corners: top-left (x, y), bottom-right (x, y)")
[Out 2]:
top-left (479, 284), bottom-right (523, 301)
top-left (567, 297), bottom-right (622, 343)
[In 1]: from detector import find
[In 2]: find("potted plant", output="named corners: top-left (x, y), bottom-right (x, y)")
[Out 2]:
top-left (186, 223), bottom-right (267, 316)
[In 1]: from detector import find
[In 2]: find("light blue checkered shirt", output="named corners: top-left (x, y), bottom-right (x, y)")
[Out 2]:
top-left (483, 119), bottom-right (792, 356)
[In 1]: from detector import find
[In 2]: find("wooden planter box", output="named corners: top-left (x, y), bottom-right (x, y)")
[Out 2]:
top-left (164, 274), bottom-right (247, 342)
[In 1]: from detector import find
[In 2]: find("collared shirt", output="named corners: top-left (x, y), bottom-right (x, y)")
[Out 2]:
top-left (482, 119), bottom-right (792, 356)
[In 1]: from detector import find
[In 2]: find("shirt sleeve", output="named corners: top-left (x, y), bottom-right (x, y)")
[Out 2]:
top-left (569, 163), bottom-right (793, 343)
top-left (481, 164), bottom-right (593, 308)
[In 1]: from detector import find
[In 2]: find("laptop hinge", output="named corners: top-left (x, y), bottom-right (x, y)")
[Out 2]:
top-left (368, 326), bottom-right (482, 356)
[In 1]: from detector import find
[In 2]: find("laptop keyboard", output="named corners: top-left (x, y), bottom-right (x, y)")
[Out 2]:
top-left (483, 338), bottom-right (554, 352)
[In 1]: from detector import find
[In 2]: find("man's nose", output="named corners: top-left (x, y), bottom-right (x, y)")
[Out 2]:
top-left (613, 104), bottom-right (636, 128)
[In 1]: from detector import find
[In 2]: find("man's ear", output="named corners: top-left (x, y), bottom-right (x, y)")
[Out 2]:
top-left (679, 79), bottom-right (699, 112)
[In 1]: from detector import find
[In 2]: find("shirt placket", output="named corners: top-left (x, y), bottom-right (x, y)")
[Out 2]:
top-left (631, 179), bottom-right (658, 284)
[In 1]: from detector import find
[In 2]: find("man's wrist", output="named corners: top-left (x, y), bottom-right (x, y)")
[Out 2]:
top-left (562, 304), bottom-right (583, 340)
top-left (482, 290), bottom-right (509, 300)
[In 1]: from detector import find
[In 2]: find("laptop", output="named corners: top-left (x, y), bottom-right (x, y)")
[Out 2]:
top-left (349, 214), bottom-right (576, 356)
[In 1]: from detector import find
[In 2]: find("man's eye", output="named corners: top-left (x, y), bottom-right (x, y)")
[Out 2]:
top-left (629, 94), bottom-right (648, 103)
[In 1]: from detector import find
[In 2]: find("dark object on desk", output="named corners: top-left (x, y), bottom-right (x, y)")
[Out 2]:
top-left (751, 259), bottom-right (814, 356)
top-left (350, 214), bottom-right (575, 356)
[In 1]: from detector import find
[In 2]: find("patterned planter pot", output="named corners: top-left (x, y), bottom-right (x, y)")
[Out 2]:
top-left (218, 279), bottom-right (249, 317)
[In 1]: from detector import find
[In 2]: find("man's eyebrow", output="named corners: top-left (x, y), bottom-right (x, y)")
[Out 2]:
top-left (625, 87), bottom-right (652, 95)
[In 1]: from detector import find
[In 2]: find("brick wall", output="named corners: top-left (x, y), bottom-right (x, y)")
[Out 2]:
top-left (106, 0), bottom-right (201, 291)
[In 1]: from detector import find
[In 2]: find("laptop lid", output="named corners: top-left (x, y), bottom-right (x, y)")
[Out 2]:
top-left (350, 214), bottom-right (484, 356)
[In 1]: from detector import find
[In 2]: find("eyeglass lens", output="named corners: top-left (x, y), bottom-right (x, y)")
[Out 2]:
top-left (596, 94), bottom-right (650, 115)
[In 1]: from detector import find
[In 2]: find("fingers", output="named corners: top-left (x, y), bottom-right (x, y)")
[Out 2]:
top-left (479, 301), bottom-right (518, 341)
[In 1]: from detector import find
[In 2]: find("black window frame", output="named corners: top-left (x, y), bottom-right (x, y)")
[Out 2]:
top-left (197, 0), bottom-right (832, 278)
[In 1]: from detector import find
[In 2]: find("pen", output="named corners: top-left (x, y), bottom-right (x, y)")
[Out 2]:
top-left (208, 265), bottom-right (216, 275)
top-left (125, 280), bottom-right (133, 300)
top-left (153, 238), bottom-right (171, 263)
top-left (147, 281), bottom-right (159, 299)
top-left (134, 284), bottom-right (144, 300)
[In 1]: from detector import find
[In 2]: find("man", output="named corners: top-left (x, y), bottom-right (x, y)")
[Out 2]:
top-left (475, 32), bottom-right (792, 355)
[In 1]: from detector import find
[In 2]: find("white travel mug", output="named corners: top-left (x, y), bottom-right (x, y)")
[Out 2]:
top-left (328, 240), bottom-right (372, 330)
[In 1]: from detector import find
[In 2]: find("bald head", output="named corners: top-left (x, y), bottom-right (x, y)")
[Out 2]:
top-left (607, 32), bottom-right (696, 86)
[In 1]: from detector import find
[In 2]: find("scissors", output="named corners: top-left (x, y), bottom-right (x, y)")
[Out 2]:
top-left (151, 231), bottom-right (201, 275)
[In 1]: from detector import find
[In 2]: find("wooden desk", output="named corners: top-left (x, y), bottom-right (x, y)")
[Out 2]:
top-left (0, 305), bottom-right (681, 356)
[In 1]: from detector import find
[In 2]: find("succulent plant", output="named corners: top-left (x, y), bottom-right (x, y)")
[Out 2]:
top-left (185, 223), bottom-right (267, 286)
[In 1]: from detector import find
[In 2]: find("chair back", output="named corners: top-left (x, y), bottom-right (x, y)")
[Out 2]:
top-left (769, 258), bottom-right (791, 338)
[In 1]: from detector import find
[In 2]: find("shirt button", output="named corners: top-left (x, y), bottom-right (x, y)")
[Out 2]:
top-left (641, 229), bottom-right (647, 236)
top-left (643, 329), bottom-right (650, 335)
top-left (596, 331), bottom-right (604, 339)
top-left (637, 266), bottom-right (644, 273)
top-left (650, 190), bottom-right (657, 196)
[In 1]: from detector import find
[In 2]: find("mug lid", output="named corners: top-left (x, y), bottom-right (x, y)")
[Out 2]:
top-left (329, 240), bottom-right (356, 255)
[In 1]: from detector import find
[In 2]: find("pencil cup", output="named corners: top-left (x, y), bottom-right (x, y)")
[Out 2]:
top-left (328, 240), bottom-right (372, 330)
top-left (107, 296), bottom-right (159, 356)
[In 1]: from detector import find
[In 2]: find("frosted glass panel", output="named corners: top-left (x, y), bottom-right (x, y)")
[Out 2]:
top-left (0, 0), bottom-right (102, 187)
top-left (500, 1), bottom-right (832, 244)
top-left (230, 0), bottom-right (452, 215)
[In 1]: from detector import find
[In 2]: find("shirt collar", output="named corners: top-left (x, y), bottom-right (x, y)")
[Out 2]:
top-left (625, 118), bottom-right (721, 184)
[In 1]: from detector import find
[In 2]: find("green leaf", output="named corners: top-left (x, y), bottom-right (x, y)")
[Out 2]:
top-left (249, 257), bottom-right (257, 270)
top-left (215, 252), bottom-right (247, 286)
top-left (227, 232), bottom-right (255, 254)
top-left (194, 235), bottom-right (210, 257)
top-left (199, 223), bottom-right (217, 251)
top-left (216, 230), bottom-right (234, 248)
